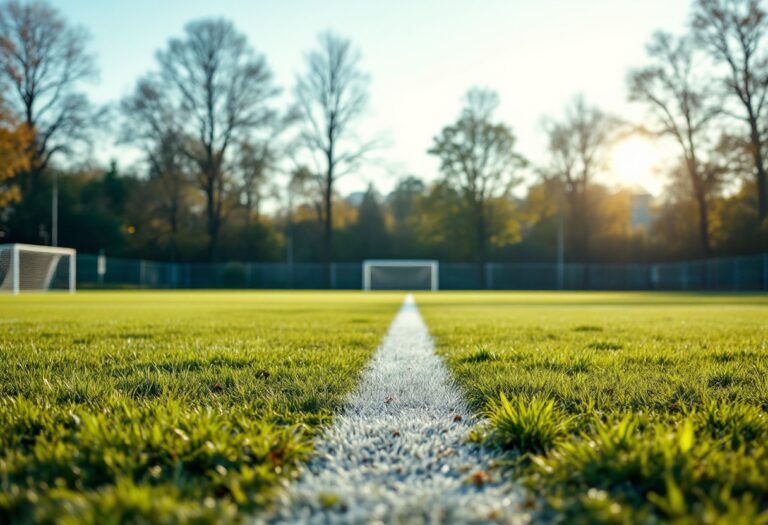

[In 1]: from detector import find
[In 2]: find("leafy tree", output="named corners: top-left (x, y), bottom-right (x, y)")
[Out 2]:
top-left (542, 95), bottom-right (616, 265)
top-left (413, 181), bottom-right (475, 262)
top-left (0, 1), bottom-right (98, 191)
top-left (134, 18), bottom-right (279, 261)
top-left (120, 77), bottom-right (195, 261)
top-left (710, 181), bottom-right (768, 254)
top-left (388, 176), bottom-right (426, 229)
top-left (629, 32), bottom-right (723, 256)
top-left (0, 99), bottom-right (30, 209)
top-left (0, 0), bottom-right (101, 242)
top-left (386, 176), bottom-right (427, 257)
top-left (349, 185), bottom-right (388, 259)
top-left (429, 88), bottom-right (526, 284)
top-left (236, 141), bottom-right (273, 227)
top-left (692, 0), bottom-right (768, 220)
top-left (54, 166), bottom-right (129, 254)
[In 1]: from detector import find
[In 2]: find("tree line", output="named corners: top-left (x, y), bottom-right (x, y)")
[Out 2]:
top-left (0, 0), bottom-right (765, 270)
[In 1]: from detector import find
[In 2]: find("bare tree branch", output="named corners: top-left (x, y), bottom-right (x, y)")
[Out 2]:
top-left (293, 31), bottom-right (373, 270)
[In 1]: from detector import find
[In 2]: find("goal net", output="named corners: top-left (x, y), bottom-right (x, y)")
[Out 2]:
top-left (0, 244), bottom-right (76, 294)
top-left (363, 260), bottom-right (438, 291)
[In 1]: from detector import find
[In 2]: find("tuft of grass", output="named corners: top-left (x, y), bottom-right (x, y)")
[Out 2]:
top-left (697, 400), bottom-right (768, 448)
top-left (587, 340), bottom-right (624, 351)
top-left (460, 347), bottom-right (498, 363)
top-left (707, 370), bottom-right (746, 389)
top-left (573, 325), bottom-right (603, 332)
top-left (529, 415), bottom-right (768, 524)
top-left (484, 392), bottom-right (573, 454)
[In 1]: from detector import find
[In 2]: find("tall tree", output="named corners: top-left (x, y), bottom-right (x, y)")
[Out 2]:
top-left (388, 176), bottom-right (426, 229)
top-left (235, 111), bottom-right (294, 229)
top-left (692, 0), bottom-right (768, 220)
top-left (0, 0), bottom-right (98, 192)
top-left (350, 184), bottom-right (388, 259)
top-left (629, 32), bottom-right (722, 256)
top-left (120, 78), bottom-right (191, 261)
top-left (543, 95), bottom-right (616, 267)
top-left (144, 132), bottom-right (192, 261)
top-left (294, 31), bottom-right (372, 279)
top-left (0, 97), bottom-right (31, 208)
top-left (428, 88), bottom-right (526, 286)
top-left (144, 18), bottom-right (279, 260)
top-left (236, 140), bottom-right (273, 227)
top-left (288, 165), bottom-right (324, 225)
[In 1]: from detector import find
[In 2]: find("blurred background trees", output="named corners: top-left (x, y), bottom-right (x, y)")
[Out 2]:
top-left (0, 0), bottom-right (766, 264)
top-left (429, 88), bottom-right (526, 285)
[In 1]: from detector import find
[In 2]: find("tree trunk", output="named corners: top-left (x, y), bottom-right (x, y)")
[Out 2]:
top-left (567, 189), bottom-right (590, 288)
top-left (170, 203), bottom-right (178, 263)
top-left (205, 176), bottom-right (219, 262)
top-left (695, 187), bottom-right (711, 257)
top-left (324, 162), bottom-right (333, 288)
top-left (686, 154), bottom-right (710, 258)
top-left (475, 201), bottom-right (487, 289)
top-left (748, 115), bottom-right (767, 220)
top-left (581, 191), bottom-right (591, 289)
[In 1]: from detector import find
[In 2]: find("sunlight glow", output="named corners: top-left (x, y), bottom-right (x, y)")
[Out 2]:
top-left (611, 135), bottom-right (660, 194)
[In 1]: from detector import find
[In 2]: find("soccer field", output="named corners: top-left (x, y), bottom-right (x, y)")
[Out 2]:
top-left (418, 292), bottom-right (768, 524)
top-left (1, 291), bottom-right (767, 524)
top-left (0, 292), bottom-right (403, 523)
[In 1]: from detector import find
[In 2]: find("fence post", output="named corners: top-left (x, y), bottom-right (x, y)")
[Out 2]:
top-left (330, 263), bottom-right (337, 290)
top-left (139, 260), bottom-right (146, 287)
top-left (485, 263), bottom-right (493, 290)
top-left (763, 254), bottom-right (768, 291)
top-left (11, 244), bottom-right (19, 295)
top-left (69, 253), bottom-right (76, 293)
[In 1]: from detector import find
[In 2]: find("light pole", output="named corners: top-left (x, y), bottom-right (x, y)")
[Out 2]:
top-left (557, 211), bottom-right (564, 290)
top-left (51, 171), bottom-right (58, 247)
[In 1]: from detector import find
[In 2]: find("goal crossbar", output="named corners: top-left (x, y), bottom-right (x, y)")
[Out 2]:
top-left (362, 259), bottom-right (439, 291)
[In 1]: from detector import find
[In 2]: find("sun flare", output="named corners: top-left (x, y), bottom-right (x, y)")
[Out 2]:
top-left (611, 135), bottom-right (659, 193)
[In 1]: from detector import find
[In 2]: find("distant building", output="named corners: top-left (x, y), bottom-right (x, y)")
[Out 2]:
top-left (345, 192), bottom-right (367, 207)
top-left (346, 187), bottom-right (383, 207)
top-left (630, 192), bottom-right (653, 231)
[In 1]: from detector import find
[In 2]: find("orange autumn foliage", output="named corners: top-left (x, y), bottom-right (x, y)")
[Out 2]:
top-left (0, 103), bottom-right (31, 206)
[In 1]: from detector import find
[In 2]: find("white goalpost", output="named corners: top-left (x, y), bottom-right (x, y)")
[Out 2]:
top-left (363, 260), bottom-right (439, 291)
top-left (0, 244), bottom-right (76, 294)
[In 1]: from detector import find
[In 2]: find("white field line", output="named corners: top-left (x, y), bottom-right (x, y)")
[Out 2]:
top-left (259, 295), bottom-right (531, 524)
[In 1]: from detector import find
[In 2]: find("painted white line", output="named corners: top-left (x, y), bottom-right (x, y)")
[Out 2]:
top-left (260, 294), bottom-right (530, 524)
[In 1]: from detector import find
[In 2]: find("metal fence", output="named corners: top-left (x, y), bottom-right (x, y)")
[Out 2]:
top-left (75, 253), bottom-right (768, 291)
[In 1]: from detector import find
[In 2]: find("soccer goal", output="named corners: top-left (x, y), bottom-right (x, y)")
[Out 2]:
top-left (363, 260), bottom-right (439, 291)
top-left (0, 244), bottom-right (76, 294)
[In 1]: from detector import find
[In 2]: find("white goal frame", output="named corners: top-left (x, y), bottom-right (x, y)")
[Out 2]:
top-left (362, 259), bottom-right (439, 291)
top-left (0, 243), bottom-right (76, 294)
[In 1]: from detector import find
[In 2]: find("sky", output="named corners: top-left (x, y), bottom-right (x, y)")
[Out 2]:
top-left (49, 0), bottom-right (692, 198)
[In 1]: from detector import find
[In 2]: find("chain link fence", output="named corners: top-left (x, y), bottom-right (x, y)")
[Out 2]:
top-left (75, 253), bottom-right (768, 291)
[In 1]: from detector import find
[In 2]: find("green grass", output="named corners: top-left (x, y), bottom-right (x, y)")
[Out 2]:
top-left (0, 291), bottom-right (403, 524)
top-left (5, 290), bottom-right (768, 524)
top-left (417, 292), bottom-right (768, 524)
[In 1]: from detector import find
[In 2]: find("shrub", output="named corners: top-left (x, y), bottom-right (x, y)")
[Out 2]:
top-left (221, 262), bottom-right (247, 288)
